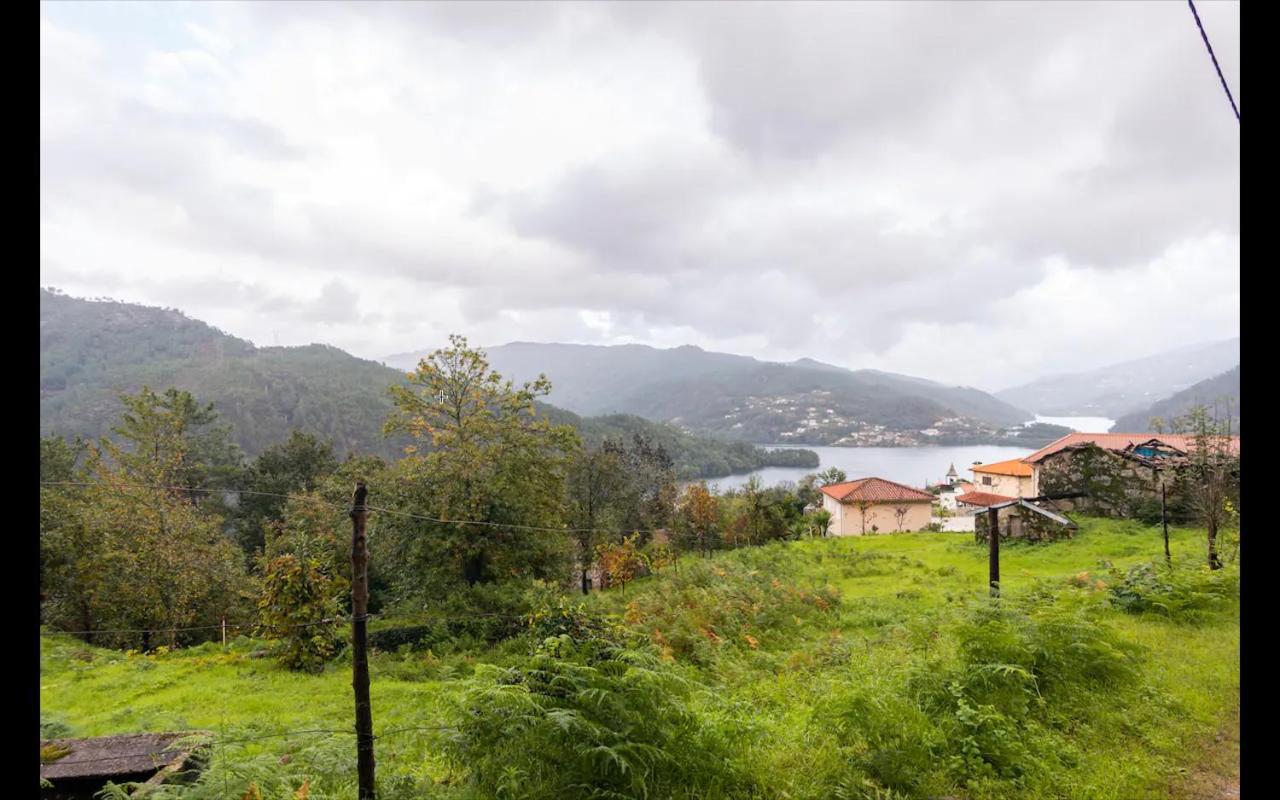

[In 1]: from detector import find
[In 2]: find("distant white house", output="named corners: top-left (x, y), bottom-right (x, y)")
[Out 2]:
top-left (938, 480), bottom-right (975, 512)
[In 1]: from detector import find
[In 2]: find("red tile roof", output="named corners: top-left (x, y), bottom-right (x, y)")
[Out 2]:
top-left (956, 491), bottom-right (1016, 507)
top-left (819, 477), bottom-right (934, 503)
top-left (971, 458), bottom-right (1034, 477)
top-left (1022, 432), bottom-right (1240, 464)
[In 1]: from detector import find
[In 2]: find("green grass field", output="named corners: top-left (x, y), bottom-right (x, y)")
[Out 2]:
top-left (40, 518), bottom-right (1239, 800)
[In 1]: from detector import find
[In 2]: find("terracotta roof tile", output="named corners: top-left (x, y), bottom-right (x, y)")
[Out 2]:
top-left (819, 477), bottom-right (933, 503)
top-left (956, 491), bottom-right (1016, 507)
top-left (1023, 432), bottom-right (1240, 464)
top-left (970, 458), bottom-right (1034, 477)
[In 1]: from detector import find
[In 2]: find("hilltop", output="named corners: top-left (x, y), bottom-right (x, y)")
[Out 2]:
top-left (386, 341), bottom-right (1034, 446)
top-left (38, 289), bottom-right (815, 479)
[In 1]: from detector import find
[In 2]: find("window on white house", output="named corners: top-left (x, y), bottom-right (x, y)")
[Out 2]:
top-left (982, 476), bottom-right (992, 485)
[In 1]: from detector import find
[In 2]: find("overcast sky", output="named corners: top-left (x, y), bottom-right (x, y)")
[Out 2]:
top-left (40, 1), bottom-right (1238, 391)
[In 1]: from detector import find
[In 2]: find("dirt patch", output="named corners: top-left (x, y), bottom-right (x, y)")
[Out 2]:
top-left (1169, 705), bottom-right (1240, 799)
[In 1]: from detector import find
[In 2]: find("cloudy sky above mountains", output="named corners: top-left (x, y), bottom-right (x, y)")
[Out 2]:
top-left (40, 1), bottom-right (1238, 390)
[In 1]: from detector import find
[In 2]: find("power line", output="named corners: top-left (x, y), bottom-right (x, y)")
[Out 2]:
top-left (1187, 0), bottom-right (1239, 122)
top-left (40, 480), bottom-right (677, 536)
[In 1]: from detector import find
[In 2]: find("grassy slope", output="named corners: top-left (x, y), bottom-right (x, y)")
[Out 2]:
top-left (41, 518), bottom-right (1238, 799)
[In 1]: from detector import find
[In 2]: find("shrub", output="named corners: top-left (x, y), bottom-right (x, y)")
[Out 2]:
top-left (1107, 561), bottom-right (1239, 622)
top-left (443, 636), bottom-right (750, 799)
top-left (258, 554), bottom-right (346, 672)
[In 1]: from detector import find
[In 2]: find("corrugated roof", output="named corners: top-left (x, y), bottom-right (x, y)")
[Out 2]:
top-left (819, 477), bottom-right (934, 503)
top-left (971, 458), bottom-right (1033, 477)
top-left (956, 490), bottom-right (1016, 507)
top-left (1023, 433), bottom-right (1240, 464)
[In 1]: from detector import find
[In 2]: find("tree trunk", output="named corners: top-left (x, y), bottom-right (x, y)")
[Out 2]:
top-left (1208, 517), bottom-right (1222, 570)
top-left (581, 567), bottom-right (590, 595)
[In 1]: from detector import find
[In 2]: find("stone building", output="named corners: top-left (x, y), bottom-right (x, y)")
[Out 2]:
top-left (1024, 433), bottom-right (1240, 521)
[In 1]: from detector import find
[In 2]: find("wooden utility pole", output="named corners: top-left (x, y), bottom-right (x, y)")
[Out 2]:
top-left (1161, 478), bottom-right (1171, 565)
top-left (349, 481), bottom-right (375, 800)
top-left (987, 506), bottom-right (1000, 598)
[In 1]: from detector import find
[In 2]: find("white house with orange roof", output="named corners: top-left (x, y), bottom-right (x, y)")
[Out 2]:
top-left (969, 458), bottom-right (1035, 498)
top-left (819, 477), bottom-right (935, 535)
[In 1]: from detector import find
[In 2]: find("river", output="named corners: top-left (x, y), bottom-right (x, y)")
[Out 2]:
top-left (704, 415), bottom-right (1115, 492)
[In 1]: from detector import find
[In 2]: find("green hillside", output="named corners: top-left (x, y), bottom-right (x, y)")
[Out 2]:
top-left (39, 289), bottom-right (815, 478)
top-left (386, 342), bottom-right (1033, 443)
top-left (1113, 366), bottom-right (1240, 433)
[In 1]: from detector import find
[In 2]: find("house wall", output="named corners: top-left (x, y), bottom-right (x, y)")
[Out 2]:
top-left (828, 500), bottom-right (931, 535)
top-left (971, 471), bottom-right (1033, 497)
top-left (974, 504), bottom-right (1075, 542)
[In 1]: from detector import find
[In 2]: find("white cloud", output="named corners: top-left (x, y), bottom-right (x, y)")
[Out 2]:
top-left (40, 2), bottom-right (1239, 390)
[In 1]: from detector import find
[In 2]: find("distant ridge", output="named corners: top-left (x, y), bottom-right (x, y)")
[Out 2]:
top-left (39, 289), bottom-right (821, 479)
top-left (386, 341), bottom-right (1033, 445)
top-left (996, 338), bottom-right (1239, 418)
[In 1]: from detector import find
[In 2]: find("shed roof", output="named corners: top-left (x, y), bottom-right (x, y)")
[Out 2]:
top-left (956, 490), bottom-right (1016, 507)
top-left (819, 477), bottom-right (934, 503)
top-left (40, 732), bottom-right (209, 782)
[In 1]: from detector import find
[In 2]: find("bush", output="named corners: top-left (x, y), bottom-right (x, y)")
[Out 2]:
top-left (258, 554), bottom-right (346, 672)
top-left (443, 635), bottom-right (750, 799)
top-left (1108, 561), bottom-right (1239, 622)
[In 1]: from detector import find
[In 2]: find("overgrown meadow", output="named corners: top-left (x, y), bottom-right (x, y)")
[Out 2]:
top-left (41, 518), bottom-right (1239, 800)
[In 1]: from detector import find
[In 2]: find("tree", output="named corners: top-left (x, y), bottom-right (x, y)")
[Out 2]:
top-left (815, 467), bottom-right (848, 486)
top-left (42, 442), bottom-right (252, 650)
top-left (234, 431), bottom-right (339, 555)
top-left (258, 552), bottom-right (346, 672)
top-left (893, 505), bottom-right (910, 532)
top-left (566, 447), bottom-right (628, 593)
top-left (676, 482), bottom-right (720, 556)
top-left (853, 500), bottom-right (874, 535)
top-left (1173, 403), bottom-right (1239, 570)
top-left (110, 387), bottom-right (244, 502)
top-left (596, 534), bottom-right (647, 593)
top-left (807, 509), bottom-right (833, 538)
top-left (40, 391), bottom-right (252, 648)
top-left (383, 335), bottom-right (578, 589)
top-left (603, 433), bottom-right (678, 537)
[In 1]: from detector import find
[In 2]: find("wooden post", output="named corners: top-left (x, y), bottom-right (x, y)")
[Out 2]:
top-left (1161, 479), bottom-right (1171, 565)
top-left (221, 617), bottom-right (226, 648)
top-left (349, 481), bottom-right (375, 800)
top-left (987, 506), bottom-right (1000, 598)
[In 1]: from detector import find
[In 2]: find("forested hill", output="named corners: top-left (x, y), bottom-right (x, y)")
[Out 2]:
top-left (1112, 366), bottom-right (1240, 433)
top-left (384, 342), bottom-right (1033, 444)
top-left (38, 289), bottom-right (816, 478)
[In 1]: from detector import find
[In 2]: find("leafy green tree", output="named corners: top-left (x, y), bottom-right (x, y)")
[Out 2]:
top-left (566, 446), bottom-right (628, 593)
top-left (258, 552), bottom-right (346, 672)
top-left (1173, 404), bottom-right (1239, 570)
top-left (109, 386), bottom-right (244, 506)
top-left (234, 431), bottom-right (339, 555)
top-left (40, 391), bottom-right (252, 649)
top-left (603, 433), bottom-right (679, 537)
top-left (816, 467), bottom-right (848, 486)
top-left (382, 335), bottom-right (579, 590)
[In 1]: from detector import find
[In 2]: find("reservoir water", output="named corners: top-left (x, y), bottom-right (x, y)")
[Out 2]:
top-left (704, 415), bottom-right (1115, 493)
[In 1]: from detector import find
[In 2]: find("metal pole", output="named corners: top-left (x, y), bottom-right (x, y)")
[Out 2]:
top-left (988, 506), bottom-right (1000, 597)
top-left (350, 481), bottom-right (375, 799)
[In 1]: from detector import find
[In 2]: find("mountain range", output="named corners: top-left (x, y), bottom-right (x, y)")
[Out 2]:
top-left (1112, 366), bottom-right (1240, 433)
top-left (38, 289), bottom-right (816, 479)
top-left (385, 342), bottom-right (1034, 445)
top-left (996, 338), bottom-right (1240, 419)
